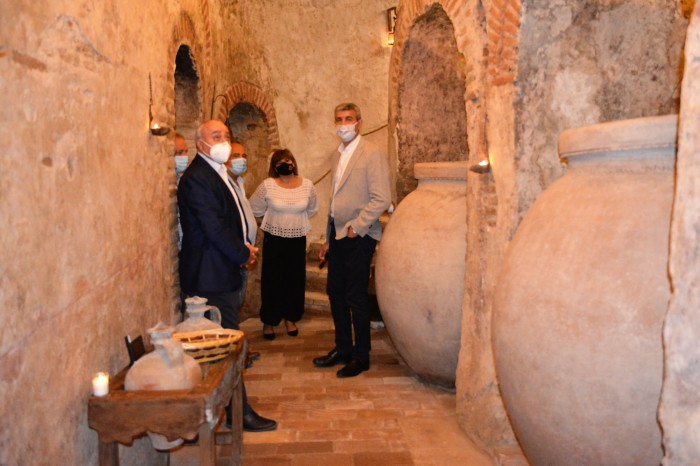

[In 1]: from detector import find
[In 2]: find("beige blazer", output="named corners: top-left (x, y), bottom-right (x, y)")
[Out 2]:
top-left (326, 137), bottom-right (391, 241)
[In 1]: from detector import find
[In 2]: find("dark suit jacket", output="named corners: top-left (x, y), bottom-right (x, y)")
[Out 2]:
top-left (177, 154), bottom-right (250, 294)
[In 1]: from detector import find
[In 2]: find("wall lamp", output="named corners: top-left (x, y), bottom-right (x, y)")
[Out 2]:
top-left (148, 73), bottom-right (170, 136)
top-left (386, 7), bottom-right (397, 46)
top-left (469, 159), bottom-right (491, 174)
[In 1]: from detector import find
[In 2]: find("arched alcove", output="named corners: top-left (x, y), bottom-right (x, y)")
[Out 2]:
top-left (174, 45), bottom-right (201, 153)
top-left (226, 101), bottom-right (272, 322)
top-left (227, 102), bottom-right (272, 194)
top-left (396, 3), bottom-right (468, 201)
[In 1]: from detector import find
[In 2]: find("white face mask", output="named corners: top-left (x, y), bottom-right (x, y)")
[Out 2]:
top-left (335, 123), bottom-right (357, 143)
top-left (202, 140), bottom-right (231, 164)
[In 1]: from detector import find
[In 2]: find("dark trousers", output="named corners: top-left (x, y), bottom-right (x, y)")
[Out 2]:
top-left (326, 221), bottom-right (376, 361)
top-left (260, 232), bottom-right (306, 325)
top-left (193, 289), bottom-right (253, 417)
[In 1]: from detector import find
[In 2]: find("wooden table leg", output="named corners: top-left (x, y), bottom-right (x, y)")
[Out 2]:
top-left (198, 422), bottom-right (216, 466)
top-left (230, 384), bottom-right (243, 466)
top-left (98, 440), bottom-right (118, 466)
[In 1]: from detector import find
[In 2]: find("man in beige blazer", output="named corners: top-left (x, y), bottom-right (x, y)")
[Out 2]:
top-left (313, 103), bottom-right (392, 378)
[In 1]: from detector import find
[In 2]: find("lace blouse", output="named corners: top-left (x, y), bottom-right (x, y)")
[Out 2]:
top-left (250, 177), bottom-right (319, 238)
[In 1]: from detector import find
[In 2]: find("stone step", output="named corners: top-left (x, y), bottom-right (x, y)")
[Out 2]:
top-left (306, 264), bottom-right (328, 293)
top-left (305, 290), bottom-right (331, 315)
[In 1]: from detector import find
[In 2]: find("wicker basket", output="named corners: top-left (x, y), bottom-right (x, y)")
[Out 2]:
top-left (173, 329), bottom-right (244, 364)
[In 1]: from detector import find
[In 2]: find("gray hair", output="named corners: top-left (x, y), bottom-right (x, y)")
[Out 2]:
top-left (334, 102), bottom-right (362, 121)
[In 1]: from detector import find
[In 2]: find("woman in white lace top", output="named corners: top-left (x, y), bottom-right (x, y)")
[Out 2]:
top-left (250, 149), bottom-right (319, 339)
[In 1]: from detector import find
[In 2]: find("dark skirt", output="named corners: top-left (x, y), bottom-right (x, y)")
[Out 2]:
top-left (259, 232), bottom-right (306, 325)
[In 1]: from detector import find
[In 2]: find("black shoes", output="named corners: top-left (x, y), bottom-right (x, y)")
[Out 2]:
top-left (336, 358), bottom-right (370, 378)
top-left (285, 320), bottom-right (299, 337)
top-left (242, 410), bottom-right (277, 432)
top-left (262, 324), bottom-right (275, 340)
top-left (245, 351), bottom-right (261, 368)
top-left (313, 348), bottom-right (351, 368)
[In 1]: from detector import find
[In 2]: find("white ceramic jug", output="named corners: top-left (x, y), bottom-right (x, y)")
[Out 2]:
top-left (175, 296), bottom-right (222, 333)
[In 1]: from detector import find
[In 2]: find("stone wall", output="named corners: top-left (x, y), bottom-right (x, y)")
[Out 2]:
top-left (390, 0), bottom-right (688, 460)
top-left (0, 0), bottom-right (395, 463)
top-left (660, 2), bottom-right (700, 463)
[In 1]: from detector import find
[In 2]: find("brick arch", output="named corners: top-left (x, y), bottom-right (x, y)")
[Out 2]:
top-left (214, 82), bottom-right (281, 148)
top-left (197, 0), bottom-right (213, 77)
top-left (486, 0), bottom-right (523, 86)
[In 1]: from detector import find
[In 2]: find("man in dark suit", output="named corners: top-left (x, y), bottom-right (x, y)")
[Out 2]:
top-left (313, 103), bottom-right (392, 378)
top-left (178, 119), bottom-right (276, 432)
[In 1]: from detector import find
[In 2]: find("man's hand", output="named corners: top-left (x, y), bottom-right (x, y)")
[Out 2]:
top-left (319, 242), bottom-right (329, 261)
top-left (347, 225), bottom-right (358, 238)
top-left (318, 242), bottom-right (329, 269)
top-left (243, 244), bottom-right (259, 268)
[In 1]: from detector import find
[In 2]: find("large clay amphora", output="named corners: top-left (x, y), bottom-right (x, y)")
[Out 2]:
top-left (375, 161), bottom-right (467, 387)
top-left (493, 115), bottom-right (676, 465)
top-left (175, 296), bottom-right (222, 333)
top-left (125, 322), bottom-right (202, 450)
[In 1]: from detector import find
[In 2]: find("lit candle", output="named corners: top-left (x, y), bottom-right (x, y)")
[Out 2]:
top-left (92, 372), bottom-right (109, 397)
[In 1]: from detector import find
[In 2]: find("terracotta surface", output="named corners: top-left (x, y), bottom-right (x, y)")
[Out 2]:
top-left (376, 162), bottom-right (467, 387)
top-left (493, 115), bottom-right (676, 465)
top-left (171, 313), bottom-right (493, 466)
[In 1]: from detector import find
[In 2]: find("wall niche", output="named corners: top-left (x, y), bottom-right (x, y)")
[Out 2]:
top-left (396, 3), bottom-right (468, 202)
top-left (174, 44), bottom-right (201, 153)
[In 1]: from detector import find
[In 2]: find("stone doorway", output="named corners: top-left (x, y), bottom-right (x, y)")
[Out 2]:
top-left (396, 3), bottom-right (468, 202)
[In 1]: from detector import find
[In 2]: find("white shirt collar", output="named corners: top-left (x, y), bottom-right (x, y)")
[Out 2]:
top-left (198, 151), bottom-right (224, 173)
top-left (337, 134), bottom-right (362, 155)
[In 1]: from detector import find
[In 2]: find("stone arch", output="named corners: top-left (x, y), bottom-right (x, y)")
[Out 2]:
top-left (389, 0), bottom-right (516, 456)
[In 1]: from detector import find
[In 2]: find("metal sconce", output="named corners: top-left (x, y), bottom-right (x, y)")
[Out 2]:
top-left (469, 159), bottom-right (491, 174)
top-left (148, 73), bottom-right (170, 136)
top-left (386, 7), bottom-right (397, 46)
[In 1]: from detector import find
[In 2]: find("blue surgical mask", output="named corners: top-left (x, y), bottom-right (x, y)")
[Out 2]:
top-left (175, 155), bottom-right (189, 174)
top-left (229, 158), bottom-right (247, 176)
top-left (335, 123), bottom-right (357, 143)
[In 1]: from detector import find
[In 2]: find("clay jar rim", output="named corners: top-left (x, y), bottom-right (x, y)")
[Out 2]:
top-left (413, 161), bottom-right (469, 181)
top-left (558, 114), bottom-right (678, 162)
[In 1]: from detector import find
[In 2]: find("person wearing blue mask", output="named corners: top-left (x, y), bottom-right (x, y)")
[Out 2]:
top-left (174, 133), bottom-right (189, 183)
top-left (312, 103), bottom-right (391, 378)
top-left (224, 141), bottom-right (258, 319)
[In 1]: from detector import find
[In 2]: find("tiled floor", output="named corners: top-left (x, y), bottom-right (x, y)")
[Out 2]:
top-left (171, 313), bottom-right (493, 465)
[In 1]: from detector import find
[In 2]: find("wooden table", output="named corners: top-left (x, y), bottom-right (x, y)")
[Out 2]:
top-left (88, 338), bottom-right (247, 466)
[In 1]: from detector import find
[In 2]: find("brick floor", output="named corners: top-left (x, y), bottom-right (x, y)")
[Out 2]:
top-left (170, 314), bottom-right (493, 465)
